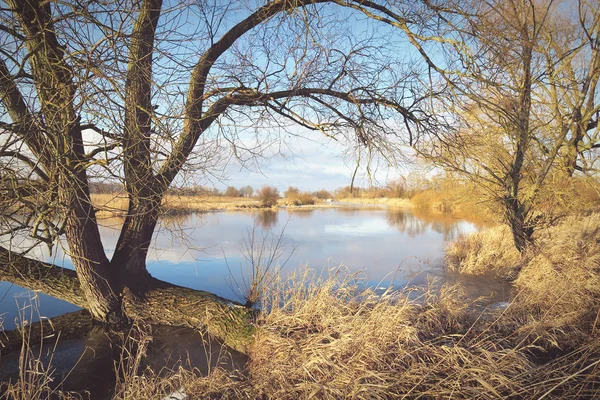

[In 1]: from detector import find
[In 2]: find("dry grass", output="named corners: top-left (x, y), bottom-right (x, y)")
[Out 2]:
top-left (446, 224), bottom-right (522, 279)
top-left (91, 193), bottom-right (265, 218)
top-left (5, 263), bottom-right (600, 398)
top-left (0, 299), bottom-right (82, 400)
top-left (6, 213), bottom-right (600, 398)
top-left (337, 197), bottom-right (412, 207)
top-left (447, 213), bottom-right (600, 351)
top-left (508, 214), bottom-right (600, 349)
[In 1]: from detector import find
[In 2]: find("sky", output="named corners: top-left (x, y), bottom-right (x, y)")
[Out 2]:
top-left (203, 126), bottom-right (414, 193)
top-left (2, 0), bottom-right (424, 195)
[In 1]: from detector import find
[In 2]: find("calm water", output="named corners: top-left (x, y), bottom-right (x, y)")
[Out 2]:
top-left (0, 206), bottom-right (508, 330)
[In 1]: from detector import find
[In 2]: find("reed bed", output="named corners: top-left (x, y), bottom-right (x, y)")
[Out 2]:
top-left (446, 224), bottom-right (522, 279)
top-left (337, 197), bottom-right (412, 207)
top-left (5, 214), bottom-right (600, 398)
top-left (90, 193), bottom-right (264, 217)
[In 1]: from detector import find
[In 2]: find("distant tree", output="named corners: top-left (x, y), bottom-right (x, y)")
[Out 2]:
top-left (284, 186), bottom-right (300, 199)
top-left (240, 185), bottom-right (254, 198)
top-left (258, 186), bottom-right (280, 207)
top-left (313, 189), bottom-right (332, 199)
top-left (386, 178), bottom-right (407, 198)
top-left (298, 192), bottom-right (316, 205)
top-left (334, 186), bottom-right (361, 199)
top-left (225, 186), bottom-right (241, 197)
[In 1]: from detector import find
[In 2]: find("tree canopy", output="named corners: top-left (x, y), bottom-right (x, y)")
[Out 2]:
top-left (0, 0), bottom-right (599, 349)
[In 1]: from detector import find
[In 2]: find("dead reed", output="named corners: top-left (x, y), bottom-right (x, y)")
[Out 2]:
top-left (5, 214), bottom-right (600, 398)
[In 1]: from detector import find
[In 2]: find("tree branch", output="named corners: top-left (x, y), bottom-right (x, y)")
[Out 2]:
top-left (157, 0), bottom-right (329, 188)
top-left (0, 246), bottom-right (254, 353)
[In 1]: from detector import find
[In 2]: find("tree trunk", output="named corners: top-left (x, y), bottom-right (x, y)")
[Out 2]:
top-left (0, 246), bottom-right (255, 353)
top-left (59, 169), bottom-right (122, 323)
top-left (504, 196), bottom-right (531, 253)
top-left (111, 197), bottom-right (162, 287)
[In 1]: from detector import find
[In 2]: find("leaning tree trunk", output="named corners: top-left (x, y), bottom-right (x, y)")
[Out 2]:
top-left (59, 168), bottom-right (123, 323)
top-left (503, 195), bottom-right (531, 253)
top-left (0, 246), bottom-right (255, 353)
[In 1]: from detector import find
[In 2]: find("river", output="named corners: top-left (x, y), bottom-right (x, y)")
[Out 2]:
top-left (0, 205), bottom-right (509, 331)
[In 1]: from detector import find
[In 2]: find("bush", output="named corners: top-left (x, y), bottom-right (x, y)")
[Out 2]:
top-left (297, 192), bottom-right (315, 205)
top-left (313, 189), bottom-right (332, 200)
top-left (224, 186), bottom-right (241, 197)
top-left (284, 186), bottom-right (300, 199)
top-left (258, 186), bottom-right (280, 207)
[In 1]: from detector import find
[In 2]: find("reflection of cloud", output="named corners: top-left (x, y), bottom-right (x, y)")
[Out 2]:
top-left (324, 219), bottom-right (389, 235)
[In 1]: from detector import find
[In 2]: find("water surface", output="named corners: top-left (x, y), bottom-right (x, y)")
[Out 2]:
top-left (0, 205), bottom-right (507, 330)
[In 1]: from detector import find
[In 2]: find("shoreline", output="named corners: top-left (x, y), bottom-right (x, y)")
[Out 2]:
top-left (91, 194), bottom-right (414, 218)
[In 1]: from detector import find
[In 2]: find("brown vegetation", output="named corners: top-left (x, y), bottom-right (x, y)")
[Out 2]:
top-left (257, 186), bottom-right (280, 208)
top-left (6, 257), bottom-right (600, 399)
top-left (91, 193), bottom-right (263, 217)
top-left (447, 212), bottom-right (600, 350)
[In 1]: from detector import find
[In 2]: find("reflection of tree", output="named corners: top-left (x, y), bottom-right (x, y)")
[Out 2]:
top-left (255, 211), bottom-right (279, 229)
top-left (336, 206), bottom-right (373, 214)
top-left (286, 209), bottom-right (315, 219)
top-left (386, 208), bottom-right (464, 241)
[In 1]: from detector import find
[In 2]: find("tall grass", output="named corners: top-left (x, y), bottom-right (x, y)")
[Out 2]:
top-left (446, 224), bottom-right (522, 279)
top-left (226, 220), bottom-right (296, 307)
top-left (0, 296), bottom-right (82, 399)
top-left (447, 213), bottom-right (600, 351)
top-left (5, 214), bottom-right (600, 398)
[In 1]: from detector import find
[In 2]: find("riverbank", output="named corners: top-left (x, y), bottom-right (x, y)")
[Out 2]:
top-left (91, 193), bottom-right (410, 218)
top-left (92, 193), bottom-right (269, 217)
top-left (4, 213), bottom-right (600, 398)
top-left (139, 212), bottom-right (600, 399)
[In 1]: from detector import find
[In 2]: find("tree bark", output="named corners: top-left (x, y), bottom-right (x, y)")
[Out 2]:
top-left (0, 246), bottom-right (255, 354)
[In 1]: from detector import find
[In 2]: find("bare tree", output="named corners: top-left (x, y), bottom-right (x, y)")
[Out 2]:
top-left (0, 0), bottom-right (432, 350)
top-left (357, 0), bottom-right (600, 251)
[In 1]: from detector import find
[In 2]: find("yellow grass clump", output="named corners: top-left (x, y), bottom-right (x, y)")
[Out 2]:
top-left (446, 224), bottom-right (522, 279)
top-left (90, 193), bottom-right (265, 218)
top-left (337, 197), bottom-right (412, 207)
top-left (509, 214), bottom-right (600, 347)
top-left (446, 213), bottom-right (600, 350)
top-left (244, 268), bottom-right (533, 399)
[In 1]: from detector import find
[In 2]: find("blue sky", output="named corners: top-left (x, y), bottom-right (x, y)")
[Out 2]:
top-left (217, 130), bottom-right (413, 193)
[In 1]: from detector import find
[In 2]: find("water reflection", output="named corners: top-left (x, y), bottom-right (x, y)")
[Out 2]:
top-left (1, 206), bottom-right (494, 330)
top-left (285, 209), bottom-right (314, 219)
top-left (385, 208), bottom-right (466, 241)
top-left (0, 315), bottom-right (247, 399)
top-left (255, 210), bottom-right (278, 229)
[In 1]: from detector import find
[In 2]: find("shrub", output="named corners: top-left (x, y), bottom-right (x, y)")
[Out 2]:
top-left (258, 186), bottom-right (280, 207)
top-left (313, 189), bottom-right (332, 200)
top-left (284, 186), bottom-right (300, 199)
top-left (297, 192), bottom-right (315, 205)
top-left (224, 186), bottom-right (241, 197)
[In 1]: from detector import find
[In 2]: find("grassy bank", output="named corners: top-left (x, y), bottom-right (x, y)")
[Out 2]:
top-left (5, 210), bottom-right (600, 398)
top-left (5, 227), bottom-right (600, 400)
top-left (92, 193), bottom-right (344, 218)
top-left (91, 193), bottom-right (267, 217)
top-left (337, 197), bottom-right (412, 207)
top-left (447, 213), bottom-right (600, 350)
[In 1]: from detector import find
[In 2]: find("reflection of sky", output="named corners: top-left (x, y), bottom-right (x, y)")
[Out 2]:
top-left (1, 207), bottom-right (481, 329)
